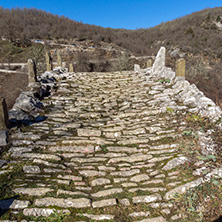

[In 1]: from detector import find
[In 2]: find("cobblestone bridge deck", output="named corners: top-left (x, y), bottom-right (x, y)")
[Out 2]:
top-left (0, 69), bottom-right (221, 221)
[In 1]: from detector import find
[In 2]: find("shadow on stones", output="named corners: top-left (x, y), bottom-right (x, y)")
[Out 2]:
top-left (214, 216), bottom-right (222, 222)
top-left (0, 209), bottom-right (9, 217)
top-left (33, 116), bottom-right (47, 123)
top-left (9, 116), bottom-right (47, 128)
top-left (0, 195), bottom-right (19, 217)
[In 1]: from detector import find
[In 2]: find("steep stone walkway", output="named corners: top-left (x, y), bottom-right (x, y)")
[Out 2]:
top-left (0, 71), bottom-right (220, 221)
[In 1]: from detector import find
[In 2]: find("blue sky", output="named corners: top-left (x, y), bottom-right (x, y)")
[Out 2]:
top-left (1, 0), bottom-right (222, 29)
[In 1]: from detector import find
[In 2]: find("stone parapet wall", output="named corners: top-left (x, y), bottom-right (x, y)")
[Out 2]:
top-left (135, 47), bottom-right (222, 124)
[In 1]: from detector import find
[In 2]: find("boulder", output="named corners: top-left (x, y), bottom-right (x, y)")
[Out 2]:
top-left (12, 92), bottom-right (43, 114)
top-left (26, 82), bottom-right (46, 98)
top-left (9, 109), bottom-right (32, 125)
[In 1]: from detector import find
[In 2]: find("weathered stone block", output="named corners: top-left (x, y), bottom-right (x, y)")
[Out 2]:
top-left (91, 178), bottom-right (111, 186)
top-left (130, 174), bottom-right (150, 182)
top-left (69, 63), bottom-right (74, 72)
top-left (23, 165), bottom-right (41, 174)
top-left (0, 131), bottom-right (8, 147)
top-left (45, 50), bottom-right (53, 71)
top-left (152, 47), bottom-right (166, 75)
top-left (147, 58), bottom-right (153, 68)
top-left (35, 197), bottom-right (91, 208)
top-left (132, 194), bottom-right (162, 204)
top-left (92, 198), bottom-right (116, 208)
top-left (119, 198), bottom-right (130, 206)
top-left (134, 64), bottom-right (141, 73)
top-left (77, 128), bottom-right (101, 137)
top-left (176, 58), bottom-right (186, 77)
top-left (13, 188), bottom-right (54, 196)
top-left (57, 50), bottom-right (62, 67)
top-left (27, 59), bottom-right (37, 84)
top-left (0, 97), bottom-right (9, 130)
top-left (0, 199), bottom-right (30, 209)
top-left (91, 188), bottom-right (123, 198)
top-left (162, 156), bottom-right (188, 170)
top-left (23, 208), bottom-right (55, 217)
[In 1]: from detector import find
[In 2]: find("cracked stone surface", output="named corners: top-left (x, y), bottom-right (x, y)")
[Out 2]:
top-left (35, 197), bottom-right (91, 208)
top-left (23, 208), bottom-right (70, 217)
top-left (13, 188), bottom-right (54, 196)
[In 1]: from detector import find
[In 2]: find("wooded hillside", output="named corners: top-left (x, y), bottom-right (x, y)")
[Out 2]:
top-left (0, 7), bottom-right (222, 57)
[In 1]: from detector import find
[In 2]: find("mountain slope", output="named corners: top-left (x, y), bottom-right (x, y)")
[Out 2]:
top-left (0, 7), bottom-right (222, 56)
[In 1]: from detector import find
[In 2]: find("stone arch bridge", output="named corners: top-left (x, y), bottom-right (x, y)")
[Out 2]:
top-left (0, 47), bottom-right (222, 221)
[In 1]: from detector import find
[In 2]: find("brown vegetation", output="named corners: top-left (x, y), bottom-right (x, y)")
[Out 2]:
top-left (0, 7), bottom-right (222, 57)
top-left (0, 71), bottom-right (27, 110)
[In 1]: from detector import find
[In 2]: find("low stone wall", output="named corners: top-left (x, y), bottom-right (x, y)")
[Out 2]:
top-left (135, 47), bottom-right (222, 124)
top-left (0, 63), bottom-right (68, 148)
top-left (8, 68), bottom-right (68, 126)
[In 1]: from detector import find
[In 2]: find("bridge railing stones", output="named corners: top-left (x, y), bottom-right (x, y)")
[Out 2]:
top-left (176, 58), bottom-right (185, 78)
top-left (151, 46), bottom-right (165, 75)
top-left (8, 63), bottom-right (60, 126)
top-left (0, 97), bottom-right (9, 147)
top-left (134, 64), bottom-right (141, 73)
top-left (57, 50), bottom-right (62, 67)
top-left (147, 58), bottom-right (153, 68)
top-left (134, 46), bottom-right (222, 123)
top-left (10, 58), bottom-right (72, 126)
top-left (0, 97), bottom-right (9, 130)
top-left (45, 50), bottom-right (53, 71)
top-left (27, 59), bottom-right (37, 84)
top-left (69, 63), bottom-right (74, 72)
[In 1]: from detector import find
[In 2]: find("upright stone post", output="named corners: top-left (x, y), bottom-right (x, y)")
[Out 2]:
top-left (45, 50), bottom-right (53, 71)
top-left (27, 59), bottom-right (37, 84)
top-left (147, 58), bottom-right (153, 68)
top-left (57, 50), bottom-right (62, 67)
top-left (0, 97), bottom-right (9, 130)
top-left (134, 64), bottom-right (141, 73)
top-left (69, 63), bottom-right (74, 72)
top-left (176, 58), bottom-right (186, 78)
top-left (152, 46), bottom-right (166, 75)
